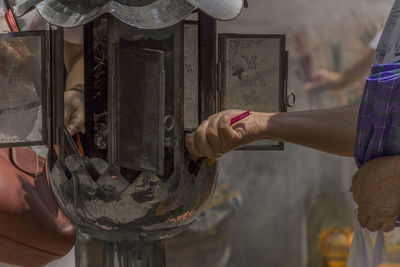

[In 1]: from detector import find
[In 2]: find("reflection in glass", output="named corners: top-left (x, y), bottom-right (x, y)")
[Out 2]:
top-left (220, 35), bottom-right (285, 149)
top-left (184, 23), bottom-right (198, 129)
top-left (116, 45), bottom-right (165, 175)
top-left (224, 37), bottom-right (281, 112)
top-left (0, 34), bottom-right (44, 145)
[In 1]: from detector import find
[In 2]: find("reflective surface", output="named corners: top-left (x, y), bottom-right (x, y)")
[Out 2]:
top-left (16, 0), bottom-right (243, 29)
top-left (186, 0), bottom-right (243, 21)
top-left (183, 22), bottom-right (199, 129)
top-left (116, 46), bottom-right (165, 175)
top-left (0, 33), bottom-right (46, 146)
top-left (49, 150), bottom-right (218, 242)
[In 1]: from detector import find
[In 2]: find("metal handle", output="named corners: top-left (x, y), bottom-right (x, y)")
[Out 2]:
top-left (164, 115), bottom-right (175, 132)
top-left (286, 92), bottom-right (296, 108)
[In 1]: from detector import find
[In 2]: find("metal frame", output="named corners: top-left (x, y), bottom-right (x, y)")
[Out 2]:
top-left (108, 16), bottom-right (166, 175)
top-left (116, 47), bottom-right (165, 175)
top-left (0, 30), bottom-right (49, 148)
top-left (198, 11), bottom-right (217, 122)
top-left (173, 22), bottom-right (185, 176)
top-left (218, 33), bottom-right (287, 150)
top-left (183, 19), bottom-right (199, 132)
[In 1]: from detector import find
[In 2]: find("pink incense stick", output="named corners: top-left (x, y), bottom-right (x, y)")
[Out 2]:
top-left (230, 110), bottom-right (252, 125)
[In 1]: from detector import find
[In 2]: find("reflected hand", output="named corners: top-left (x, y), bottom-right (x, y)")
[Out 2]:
top-left (185, 110), bottom-right (267, 159)
top-left (64, 90), bottom-right (84, 136)
top-left (351, 156), bottom-right (400, 232)
top-left (302, 69), bottom-right (342, 92)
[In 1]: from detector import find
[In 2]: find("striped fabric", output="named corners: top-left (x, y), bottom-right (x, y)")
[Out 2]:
top-left (355, 61), bottom-right (400, 168)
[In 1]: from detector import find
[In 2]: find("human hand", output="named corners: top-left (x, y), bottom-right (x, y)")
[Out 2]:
top-left (64, 90), bottom-right (84, 136)
top-left (350, 156), bottom-right (400, 232)
top-left (302, 69), bottom-right (342, 92)
top-left (185, 110), bottom-right (267, 159)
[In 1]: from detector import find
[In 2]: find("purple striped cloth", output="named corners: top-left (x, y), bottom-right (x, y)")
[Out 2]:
top-left (354, 61), bottom-right (400, 168)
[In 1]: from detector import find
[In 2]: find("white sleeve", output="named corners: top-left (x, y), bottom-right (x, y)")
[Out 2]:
top-left (368, 30), bottom-right (383, 50)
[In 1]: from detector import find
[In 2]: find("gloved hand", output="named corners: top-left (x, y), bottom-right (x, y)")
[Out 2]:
top-left (185, 110), bottom-right (267, 159)
top-left (351, 155), bottom-right (400, 232)
top-left (64, 89), bottom-right (84, 136)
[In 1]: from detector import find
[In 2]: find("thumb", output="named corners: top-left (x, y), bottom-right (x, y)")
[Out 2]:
top-left (218, 113), bottom-right (242, 140)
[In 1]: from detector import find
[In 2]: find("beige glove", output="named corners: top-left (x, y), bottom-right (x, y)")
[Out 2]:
top-left (351, 155), bottom-right (400, 232)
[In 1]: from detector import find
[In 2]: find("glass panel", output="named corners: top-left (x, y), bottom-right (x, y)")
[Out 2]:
top-left (0, 32), bottom-right (46, 146)
top-left (220, 34), bottom-right (284, 149)
top-left (116, 45), bottom-right (165, 175)
top-left (184, 22), bottom-right (198, 129)
top-left (223, 36), bottom-right (281, 111)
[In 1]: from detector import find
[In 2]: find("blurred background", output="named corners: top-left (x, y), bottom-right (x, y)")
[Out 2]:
top-left (217, 0), bottom-right (394, 266)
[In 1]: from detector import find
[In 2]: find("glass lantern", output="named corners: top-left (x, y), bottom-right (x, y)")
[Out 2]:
top-left (0, 0), bottom-right (293, 265)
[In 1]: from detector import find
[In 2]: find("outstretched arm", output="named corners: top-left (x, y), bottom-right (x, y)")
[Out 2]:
top-left (303, 48), bottom-right (374, 92)
top-left (266, 104), bottom-right (359, 156)
top-left (185, 104), bottom-right (359, 159)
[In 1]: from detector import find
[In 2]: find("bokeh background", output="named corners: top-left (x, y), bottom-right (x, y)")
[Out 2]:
top-left (216, 0), bottom-right (395, 266)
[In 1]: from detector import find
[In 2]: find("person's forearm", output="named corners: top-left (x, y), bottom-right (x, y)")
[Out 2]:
top-left (260, 104), bottom-right (359, 157)
top-left (339, 48), bottom-right (375, 88)
top-left (65, 53), bottom-right (84, 90)
top-left (64, 41), bottom-right (83, 73)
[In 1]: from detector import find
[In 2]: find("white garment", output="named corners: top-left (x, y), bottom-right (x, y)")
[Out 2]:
top-left (368, 30), bottom-right (383, 50)
top-left (347, 211), bottom-right (387, 267)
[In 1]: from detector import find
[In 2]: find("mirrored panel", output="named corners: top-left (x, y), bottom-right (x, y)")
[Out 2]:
top-left (184, 21), bottom-right (198, 130)
top-left (219, 34), bottom-right (286, 150)
top-left (115, 45), bottom-right (165, 175)
top-left (0, 31), bottom-right (47, 147)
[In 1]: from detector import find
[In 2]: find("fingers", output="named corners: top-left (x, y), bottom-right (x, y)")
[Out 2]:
top-left (64, 90), bottom-right (85, 136)
top-left (302, 80), bottom-right (322, 92)
top-left (351, 157), bottom-right (400, 232)
top-left (381, 220), bottom-right (396, 233)
top-left (185, 110), bottom-right (260, 159)
top-left (65, 107), bottom-right (85, 135)
top-left (185, 133), bottom-right (202, 160)
top-left (218, 113), bottom-right (240, 140)
top-left (66, 122), bottom-right (81, 136)
top-left (358, 210), bottom-right (369, 228)
top-left (207, 116), bottom-right (224, 155)
top-left (185, 111), bottom-right (239, 159)
top-left (365, 217), bottom-right (382, 232)
top-left (194, 120), bottom-right (218, 158)
top-left (358, 210), bottom-right (384, 232)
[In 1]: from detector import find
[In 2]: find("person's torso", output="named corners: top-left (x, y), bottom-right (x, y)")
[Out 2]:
top-left (375, 0), bottom-right (400, 64)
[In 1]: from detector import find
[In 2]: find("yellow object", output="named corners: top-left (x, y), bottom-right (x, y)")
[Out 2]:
top-left (319, 226), bottom-right (354, 267)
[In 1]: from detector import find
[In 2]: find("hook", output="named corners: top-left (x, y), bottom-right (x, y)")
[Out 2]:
top-left (286, 92), bottom-right (296, 108)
